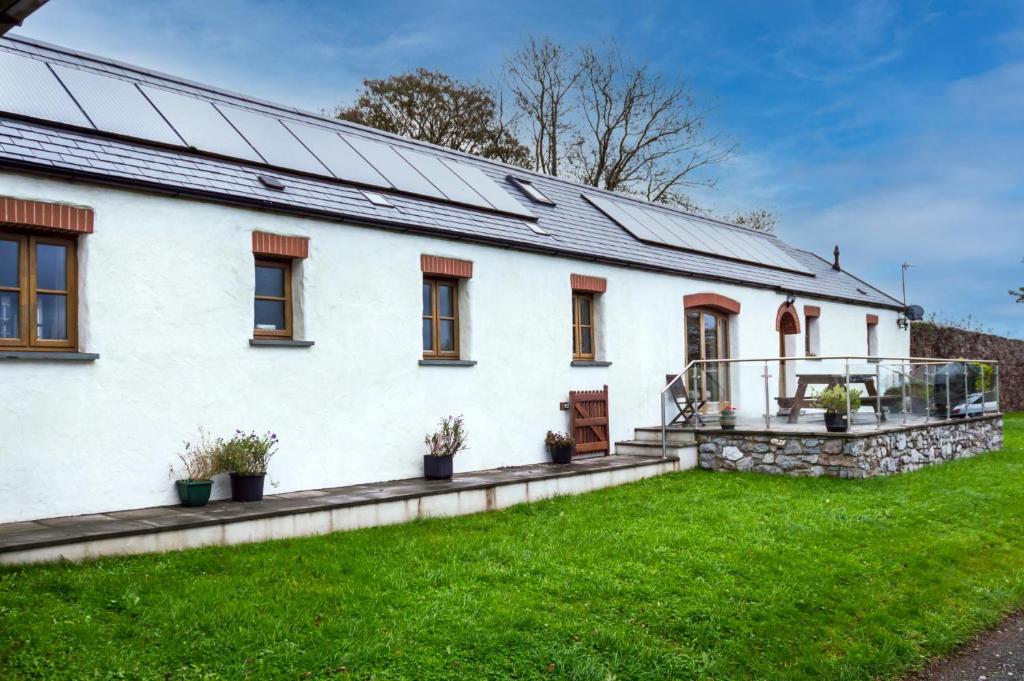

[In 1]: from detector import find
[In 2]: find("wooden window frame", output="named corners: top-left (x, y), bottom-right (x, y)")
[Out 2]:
top-left (684, 307), bottom-right (731, 403)
top-left (572, 291), bottom-right (596, 360)
top-left (0, 229), bottom-right (77, 351)
top-left (253, 258), bottom-right (293, 339)
top-left (422, 277), bottom-right (460, 359)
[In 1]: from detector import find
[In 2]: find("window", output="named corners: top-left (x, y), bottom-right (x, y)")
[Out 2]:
top-left (572, 292), bottom-right (595, 359)
top-left (685, 308), bottom-right (730, 402)
top-left (253, 259), bottom-right (292, 338)
top-left (422, 278), bottom-right (459, 358)
top-left (867, 323), bottom-right (878, 357)
top-left (805, 315), bottom-right (820, 356)
top-left (508, 176), bottom-right (555, 205)
top-left (0, 230), bottom-right (77, 350)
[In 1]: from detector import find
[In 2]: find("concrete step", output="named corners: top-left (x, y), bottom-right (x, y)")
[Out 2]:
top-left (633, 426), bottom-right (696, 444)
top-left (615, 440), bottom-right (698, 470)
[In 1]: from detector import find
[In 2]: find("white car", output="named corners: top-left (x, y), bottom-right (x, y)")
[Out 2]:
top-left (950, 393), bottom-right (998, 417)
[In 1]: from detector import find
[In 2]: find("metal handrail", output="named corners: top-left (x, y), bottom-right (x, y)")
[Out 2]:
top-left (659, 355), bottom-right (1000, 458)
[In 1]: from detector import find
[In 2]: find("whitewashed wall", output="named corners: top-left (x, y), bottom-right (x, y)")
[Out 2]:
top-left (0, 172), bottom-right (909, 522)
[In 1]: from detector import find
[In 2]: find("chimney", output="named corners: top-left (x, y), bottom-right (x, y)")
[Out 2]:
top-left (832, 245), bottom-right (841, 271)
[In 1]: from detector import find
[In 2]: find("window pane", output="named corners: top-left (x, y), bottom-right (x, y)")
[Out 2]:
top-left (438, 284), bottom-right (454, 317)
top-left (255, 265), bottom-right (285, 297)
top-left (422, 318), bottom-right (433, 351)
top-left (572, 325), bottom-right (578, 355)
top-left (36, 293), bottom-right (67, 340)
top-left (572, 296), bottom-right (578, 325)
top-left (254, 299), bottom-right (285, 330)
top-left (581, 328), bottom-right (593, 355)
top-left (0, 239), bottom-right (17, 288)
top-left (439, 319), bottom-right (455, 351)
top-left (0, 291), bottom-right (18, 339)
top-left (36, 243), bottom-right (67, 291)
top-left (703, 313), bottom-right (719, 360)
top-left (579, 296), bottom-right (592, 325)
top-left (686, 311), bottom-right (700, 361)
top-left (422, 282), bottom-right (433, 315)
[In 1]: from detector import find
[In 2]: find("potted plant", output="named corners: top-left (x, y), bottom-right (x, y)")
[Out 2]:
top-left (218, 430), bottom-right (278, 502)
top-left (719, 402), bottom-right (737, 430)
top-left (813, 385), bottom-right (862, 433)
top-left (423, 415), bottom-right (467, 480)
top-left (545, 431), bottom-right (576, 464)
top-left (168, 429), bottom-right (220, 507)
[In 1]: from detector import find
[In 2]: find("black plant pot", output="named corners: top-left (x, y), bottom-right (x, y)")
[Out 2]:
top-left (824, 412), bottom-right (849, 433)
top-left (229, 473), bottom-right (266, 502)
top-left (549, 444), bottom-right (574, 464)
top-left (424, 454), bottom-right (453, 480)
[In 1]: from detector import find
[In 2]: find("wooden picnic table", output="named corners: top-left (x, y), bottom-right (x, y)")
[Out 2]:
top-left (787, 373), bottom-right (884, 424)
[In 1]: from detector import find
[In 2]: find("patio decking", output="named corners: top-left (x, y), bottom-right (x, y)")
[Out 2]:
top-left (0, 453), bottom-right (685, 565)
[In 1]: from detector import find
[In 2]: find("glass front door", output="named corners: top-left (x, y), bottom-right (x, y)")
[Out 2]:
top-left (686, 308), bottom-right (730, 403)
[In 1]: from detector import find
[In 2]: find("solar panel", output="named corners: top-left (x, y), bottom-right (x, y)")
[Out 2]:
top-left (282, 121), bottom-right (392, 189)
top-left (0, 51), bottom-right (92, 128)
top-left (140, 85), bottom-right (264, 163)
top-left (216, 105), bottom-right (328, 176)
top-left (51, 65), bottom-right (182, 146)
top-left (343, 135), bottom-right (446, 199)
top-left (395, 148), bottom-right (488, 207)
top-left (584, 193), bottom-right (811, 275)
top-left (443, 162), bottom-right (535, 218)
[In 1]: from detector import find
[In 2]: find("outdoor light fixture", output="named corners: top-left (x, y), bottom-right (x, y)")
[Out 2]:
top-left (785, 294), bottom-right (796, 306)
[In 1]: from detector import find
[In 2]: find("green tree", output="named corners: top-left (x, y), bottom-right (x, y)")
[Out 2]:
top-left (336, 68), bottom-right (530, 167)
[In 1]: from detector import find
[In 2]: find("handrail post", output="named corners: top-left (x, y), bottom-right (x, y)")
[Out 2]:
top-left (924, 364), bottom-right (930, 423)
top-left (845, 359), bottom-right (851, 430)
top-left (763, 360), bottom-right (771, 430)
top-left (945, 371), bottom-right (951, 420)
top-left (901, 360), bottom-right (907, 425)
top-left (875, 361), bottom-right (881, 429)
top-left (995, 364), bottom-right (1000, 413)
top-left (963, 361), bottom-right (969, 419)
top-left (980, 363), bottom-right (986, 416)
top-left (661, 376), bottom-right (668, 459)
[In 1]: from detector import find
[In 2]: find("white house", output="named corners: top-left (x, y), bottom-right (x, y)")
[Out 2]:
top-left (0, 36), bottom-right (908, 524)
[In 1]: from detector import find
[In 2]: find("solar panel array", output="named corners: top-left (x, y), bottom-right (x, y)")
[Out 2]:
top-left (584, 194), bottom-right (812, 275)
top-left (0, 48), bottom-right (535, 219)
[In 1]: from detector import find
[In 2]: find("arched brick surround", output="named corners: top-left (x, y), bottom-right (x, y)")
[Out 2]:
top-left (683, 292), bottom-right (741, 315)
top-left (776, 303), bottom-right (801, 334)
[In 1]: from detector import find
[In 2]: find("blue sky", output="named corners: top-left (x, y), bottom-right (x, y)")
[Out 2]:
top-left (16, 0), bottom-right (1024, 336)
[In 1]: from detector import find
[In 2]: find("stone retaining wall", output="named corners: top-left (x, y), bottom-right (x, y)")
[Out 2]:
top-left (697, 416), bottom-right (1004, 478)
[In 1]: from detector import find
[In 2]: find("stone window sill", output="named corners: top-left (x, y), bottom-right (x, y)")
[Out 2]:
top-left (419, 359), bottom-right (477, 367)
top-left (0, 351), bottom-right (99, 361)
top-left (571, 360), bottom-right (613, 367)
top-left (249, 339), bottom-right (315, 347)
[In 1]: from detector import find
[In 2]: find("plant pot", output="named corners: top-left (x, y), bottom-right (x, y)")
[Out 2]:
top-left (824, 412), bottom-right (849, 433)
top-left (229, 472), bottom-right (266, 502)
top-left (719, 411), bottom-right (737, 430)
top-left (423, 454), bottom-right (453, 480)
top-left (549, 444), bottom-right (574, 464)
top-left (175, 479), bottom-right (213, 507)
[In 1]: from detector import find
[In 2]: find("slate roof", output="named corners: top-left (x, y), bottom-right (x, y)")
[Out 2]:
top-left (0, 35), bottom-right (903, 309)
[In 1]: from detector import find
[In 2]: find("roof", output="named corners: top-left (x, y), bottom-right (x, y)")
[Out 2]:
top-left (0, 34), bottom-right (904, 309)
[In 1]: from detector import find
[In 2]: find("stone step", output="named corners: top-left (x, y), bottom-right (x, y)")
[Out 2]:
top-left (615, 440), bottom-right (698, 469)
top-left (632, 427), bottom-right (696, 444)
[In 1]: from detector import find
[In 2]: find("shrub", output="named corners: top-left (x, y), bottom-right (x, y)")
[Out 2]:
top-left (545, 431), bottom-right (576, 448)
top-left (813, 385), bottom-right (862, 413)
top-left (217, 430), bottom-right (278, 474)
top-left (424, 415), bottom-right (468, 458)
top-left (168, 428), bottom-right (221, 482)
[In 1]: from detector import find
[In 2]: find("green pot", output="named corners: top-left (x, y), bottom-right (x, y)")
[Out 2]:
top-left (719, 411), bottom-right (737, 430)
top-left (175, 479), bottom-right (213, 507)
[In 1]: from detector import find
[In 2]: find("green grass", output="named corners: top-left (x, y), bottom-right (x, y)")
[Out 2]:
top-left (2, 416), bottom-right (1023, 680)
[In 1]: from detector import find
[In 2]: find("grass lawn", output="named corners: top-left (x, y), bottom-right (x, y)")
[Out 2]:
top-left (1, 415), bottom-right (1023, 680)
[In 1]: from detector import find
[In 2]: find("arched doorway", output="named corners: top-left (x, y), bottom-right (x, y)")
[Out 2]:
top-left (775, 303), bottom-right (801, 399)
top-left (683, 293), bottom-right (741, 405)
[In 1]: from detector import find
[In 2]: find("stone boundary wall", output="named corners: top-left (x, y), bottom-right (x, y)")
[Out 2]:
top-left (697, 416), bottom-right (1004, 478)
top-left (911, 321), bottom-right (1024, 411)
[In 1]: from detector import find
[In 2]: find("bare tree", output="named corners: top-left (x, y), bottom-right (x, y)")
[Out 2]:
top-left (567, 43), bottom-right (734, 206)
top-left (730, 208), bottom-right (777, 233)
top-left (505, 37), bottom-right (581, 176)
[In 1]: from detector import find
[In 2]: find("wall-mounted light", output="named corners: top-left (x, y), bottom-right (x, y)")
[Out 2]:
top-left (785, 294), bottom-right (796, 306)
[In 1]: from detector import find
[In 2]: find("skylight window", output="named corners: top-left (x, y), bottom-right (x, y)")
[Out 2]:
top-left (362, 191), bottom-right (395, 208)
top-left (508, 176), bottom-right (555, 206)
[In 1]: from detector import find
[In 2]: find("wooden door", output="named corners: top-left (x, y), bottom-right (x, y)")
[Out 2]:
top-left (569, 385), bottom-right (610, 456)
